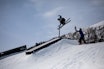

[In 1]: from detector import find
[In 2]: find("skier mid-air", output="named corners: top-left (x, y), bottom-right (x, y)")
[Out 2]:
top-left (57, 15), bottom-right (66, 26)
top-left (57, 15), bottom-right (71, 29)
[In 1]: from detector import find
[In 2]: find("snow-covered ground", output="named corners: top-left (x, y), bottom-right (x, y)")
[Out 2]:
top-left (90, 20), bottom-right (104, 28)
top-left (0, 39), bottom-right (104, 69)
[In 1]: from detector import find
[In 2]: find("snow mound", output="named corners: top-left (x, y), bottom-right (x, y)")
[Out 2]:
top-left (90, 20), bottom-right (104, 28)
top-left (0, 39), bottom-right (104, 69)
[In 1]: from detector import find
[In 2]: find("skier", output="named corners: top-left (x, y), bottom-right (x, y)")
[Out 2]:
top-left (57, 15), bottom-right (66, 27)
top-left (75, 26), bottom-right (86, 44)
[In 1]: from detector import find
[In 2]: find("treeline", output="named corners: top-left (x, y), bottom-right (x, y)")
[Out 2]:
top-left (64, 25), bottom-right (104, 43)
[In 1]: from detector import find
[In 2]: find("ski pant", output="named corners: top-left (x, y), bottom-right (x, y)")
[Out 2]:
top-left (79, 37), bottom-right (86, 44)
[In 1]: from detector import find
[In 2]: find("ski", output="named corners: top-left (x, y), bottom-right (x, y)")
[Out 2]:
top-left (58, 19), bottom-right (71, 30)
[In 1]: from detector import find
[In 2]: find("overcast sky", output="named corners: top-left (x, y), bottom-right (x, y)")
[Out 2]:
top-left (0, 0), bottom-right (104, 52)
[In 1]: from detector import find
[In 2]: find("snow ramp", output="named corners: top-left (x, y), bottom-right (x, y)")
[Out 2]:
top-left (26, 37), bottom-right (61, 54)
top-left (0, 39), bottom-right (104, 69)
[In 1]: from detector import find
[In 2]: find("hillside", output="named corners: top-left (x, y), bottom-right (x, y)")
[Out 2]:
top-left (0, 39), bottom-right (104, 69)
top-left (90, 20), bottom-right (104, 28)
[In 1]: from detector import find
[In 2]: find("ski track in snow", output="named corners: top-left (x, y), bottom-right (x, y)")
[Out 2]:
top-left (0, 39), bottom-right (104, 69)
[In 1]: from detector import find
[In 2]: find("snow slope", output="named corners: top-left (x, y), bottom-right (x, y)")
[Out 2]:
top-left (0, 39), bottom-right (104, 69)
top-left (90, 20), bottom-right (104, 28)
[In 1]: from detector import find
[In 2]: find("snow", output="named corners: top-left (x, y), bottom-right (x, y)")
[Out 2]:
top-left (26, 37), bottom-right (60, 53)
top-left (0, 39), bottom-right (104, 69)
top-left (90, 20), bottom-right (104, 28)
